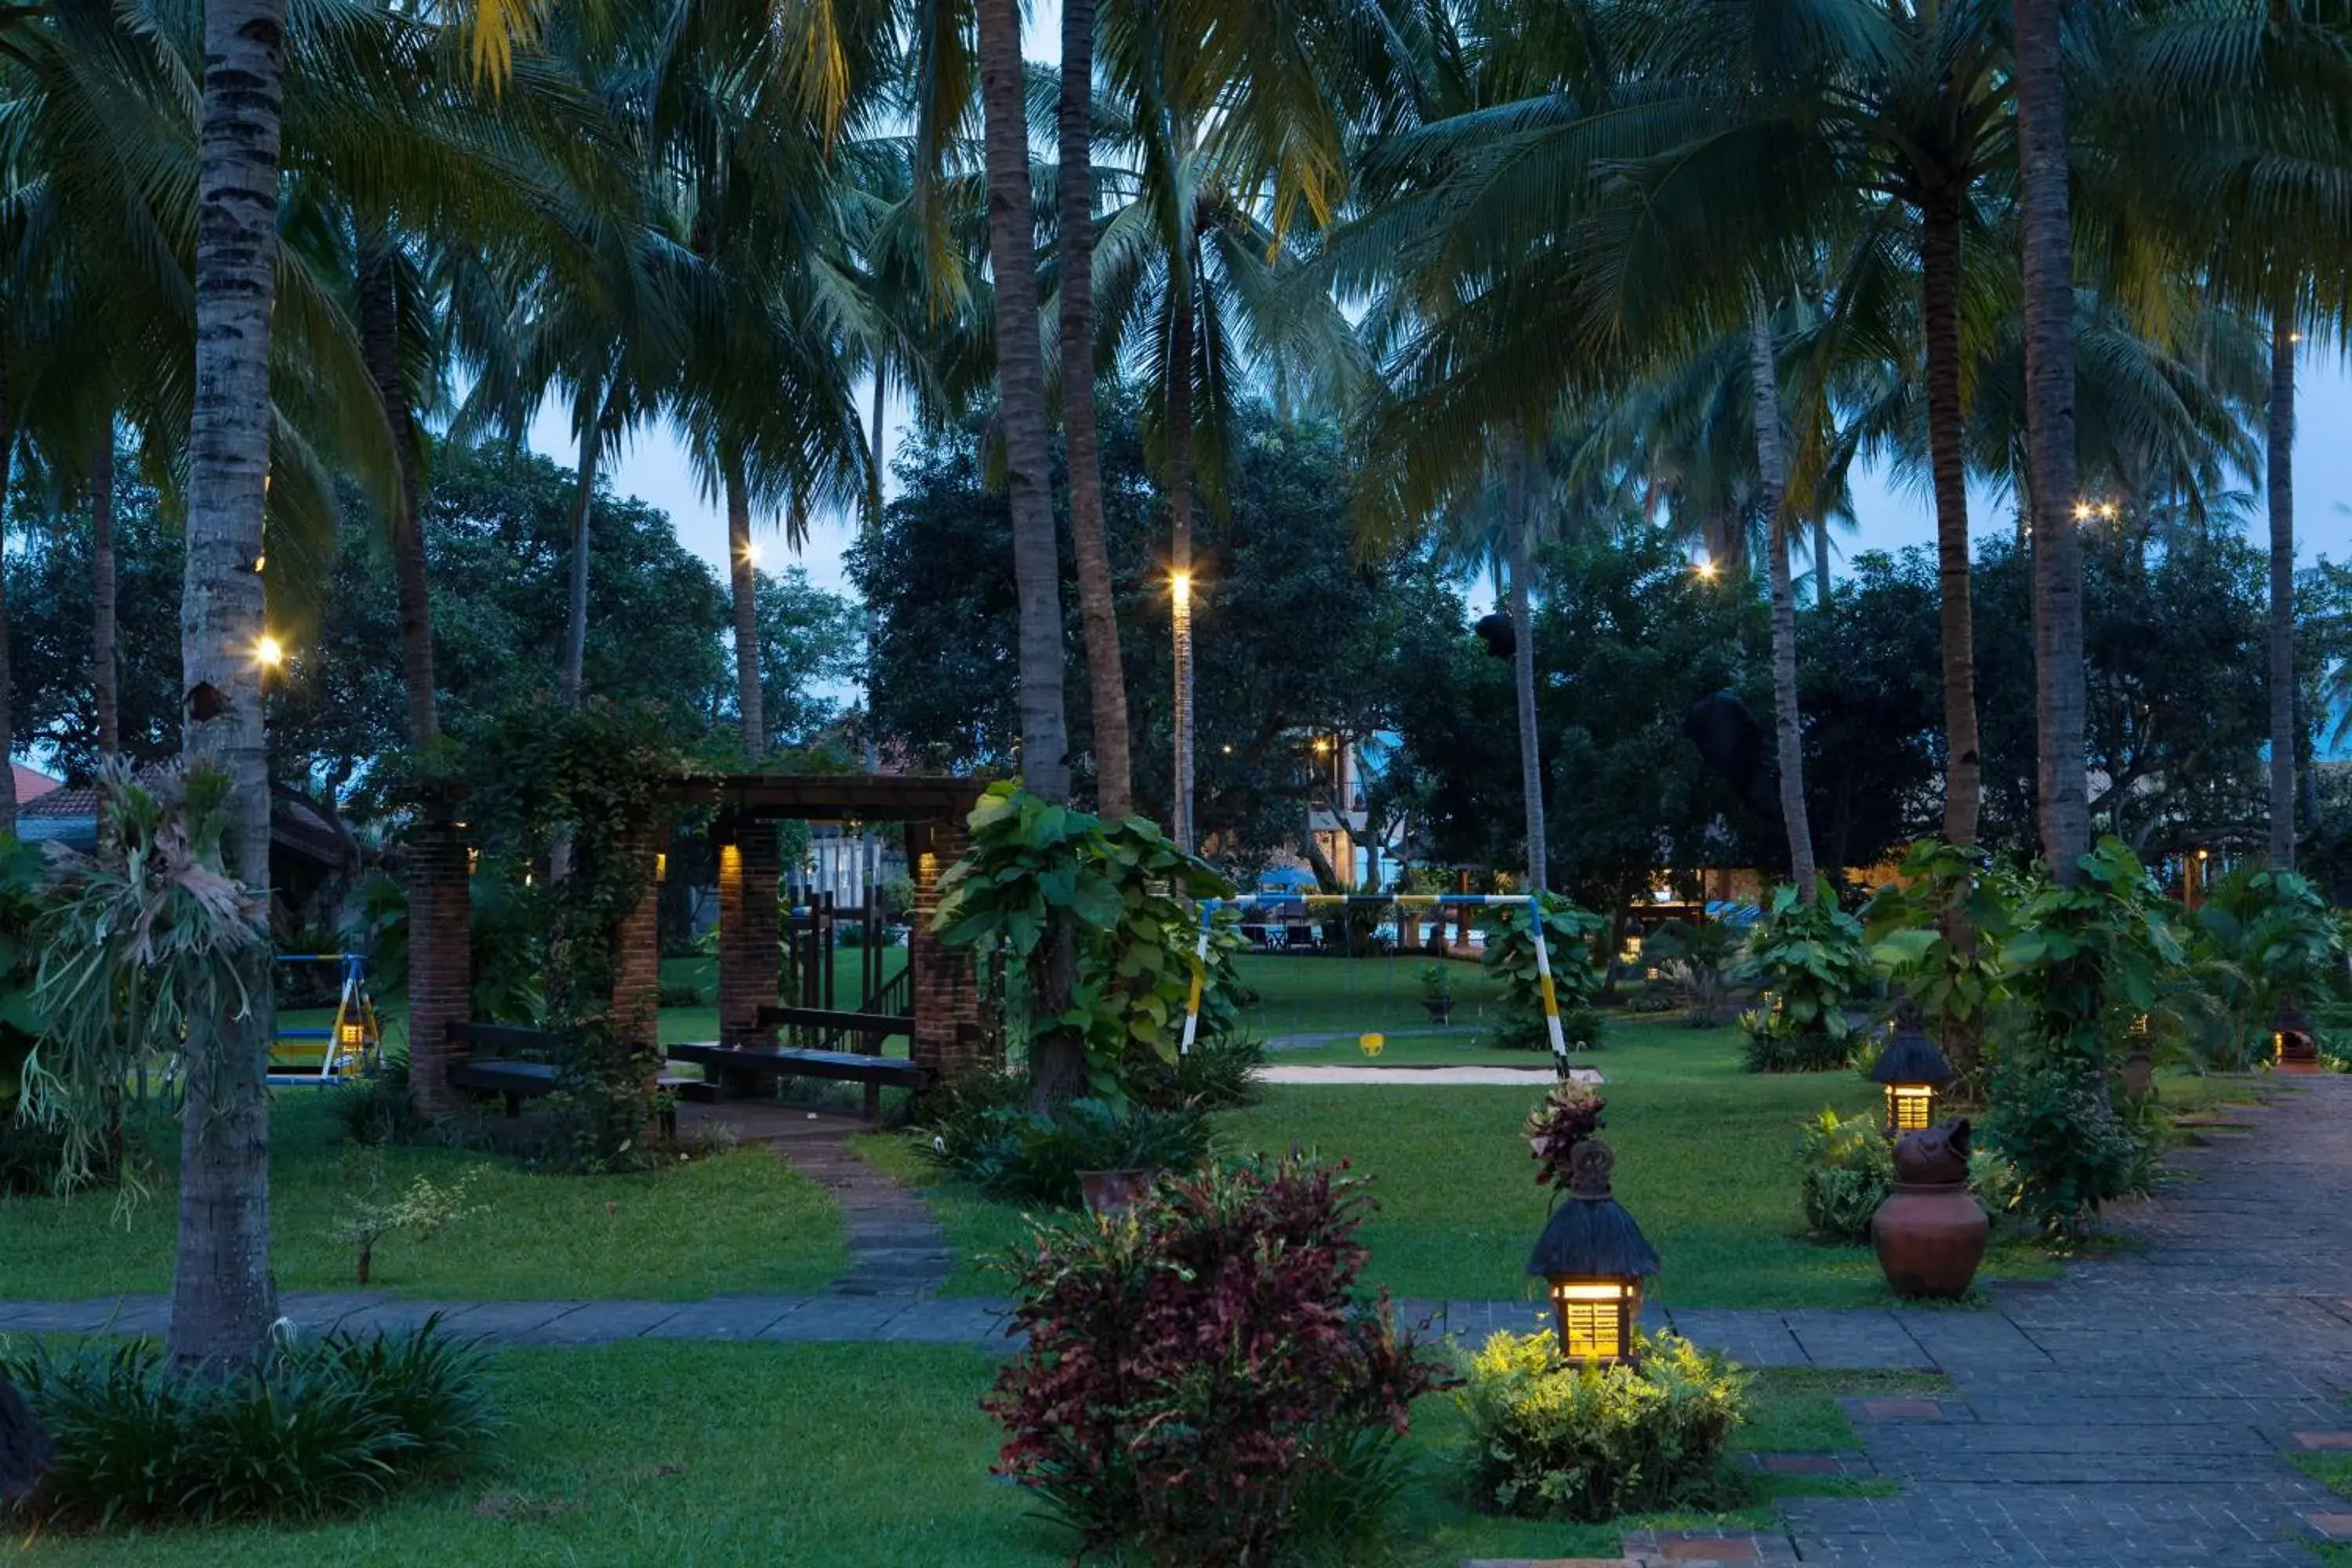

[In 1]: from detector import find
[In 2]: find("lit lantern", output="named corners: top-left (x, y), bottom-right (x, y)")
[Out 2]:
top-left (338, 1022), bottom-right (365, 1048)
top-left (1526, 1138), bottom-right (1660, 1367)
top-left (2273, 1002), bottom-right (2321, 1072)
top-left (1869, 1004), bottom-right (1957, 1136)
top-left (655, 851), bottom-right (670, 883)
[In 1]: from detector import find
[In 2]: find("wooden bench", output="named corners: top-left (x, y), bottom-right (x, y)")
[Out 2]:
top-left (445, 1022), bottom-right (688, 1134)
top-left (666, 1041), bottom-right (931, 1114)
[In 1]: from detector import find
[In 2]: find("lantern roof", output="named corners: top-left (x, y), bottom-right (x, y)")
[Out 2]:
top-left (1526, 1140), bottom-right (1661, 1281)
top-left (1868, 1022), bottom-right (1956, 1088)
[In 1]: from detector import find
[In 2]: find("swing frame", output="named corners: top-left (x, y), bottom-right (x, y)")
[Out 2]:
top-left (1180, 894), bottom-right (1574, 1076)
top-left (267, 953), bottom-right (383, 1087)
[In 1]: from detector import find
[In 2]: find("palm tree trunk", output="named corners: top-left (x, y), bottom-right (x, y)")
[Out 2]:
top-left (862, 373), bottom-right (884, 895)
top-left (1506, 445), bottom-right (1547, 891)
top-left (1058, 0), bottom-right (1134, 822)
top-left (358, 236), bottom-right (437, 748)
top-left (727, 456), bottom-right (763, 759)
top-left (1813, 517), bottom-right (1829, 608)
top-left (1921, 191), bottom-right (1982, 847)
top-left (2017, 0), bottom-right (2089, 883)
top-left (1749, 296), bottom-right (1817, 902)
top-left (561, 417), bottom-right (601, 709)
top-left (91, 430), bottom-right (120, 760)
top-left (1166, 275), bottom-right (1196, 848)
top-left (978, 0), bottom-right (1079, 1109)
top-left (0, 386), bottom-right (15, 841)
top-left (176, 0), bottom-right (286, 1367)
top-left (2267, 307), bottom-right (2296, 868)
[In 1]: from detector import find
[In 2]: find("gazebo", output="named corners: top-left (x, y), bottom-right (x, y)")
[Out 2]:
top-left (650, 774), bottom-right (989, 1094)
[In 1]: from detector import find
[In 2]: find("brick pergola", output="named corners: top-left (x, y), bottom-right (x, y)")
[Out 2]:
top-left (648, 773), bottom-right (989, 1082)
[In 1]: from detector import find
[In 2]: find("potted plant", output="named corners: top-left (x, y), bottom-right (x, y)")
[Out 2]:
top-left (1420, 964), bottom-right (1456, 1023)
top-left (1053, 1099), bottom-right (1211, 1215)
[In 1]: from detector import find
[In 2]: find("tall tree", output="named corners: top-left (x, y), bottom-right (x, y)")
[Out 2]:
top-left (90, 434), bottom-right (118, 759)
top-left (176, 0), bottom-right (288, 1365)
top-left (1058, 0), bottom-right (1134, 820)
top-left (2016, 0), bottom-right (2089, 880)
top-left (1750, 294), bottom-right (1817, 898)
top-left (1504, 443), bottom-right (1546, 890)
top-left (2267, 305), bottom-right (2296, 866)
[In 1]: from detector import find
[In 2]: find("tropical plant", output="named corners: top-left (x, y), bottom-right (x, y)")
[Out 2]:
top-left (933, 783), bottom-right (1233, 1108)
top-left (2174, 867), bottom-right (2344, 1069)
top-left (1525, 1080), bottom-right (1606, 1192)
top-left (986, 1154), bottom-right (1444, 1565)
top-left (1863, 840), bottom-right (2022, 1086)
top-left (2, 1318), bottom-right (492, 1524)
top-left (1795, 1106), bottom-right (1895, 1244)
top-left (1646, 916), bottom-right (1738, 1029)
top-left (1455, 1327), bottom-right (1747, 1523)
top-left (1736, 882), bottom-right (1875, 1073)
top-left (1479, 894), bottom-right (1607, 1052)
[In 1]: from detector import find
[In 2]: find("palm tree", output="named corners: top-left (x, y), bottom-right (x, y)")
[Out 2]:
top-left (1057, 4), bottom-right (1137, 821)
top-left (177, 0), bottom-right (290, 1365)
top-left (2016, 0), bottom-right (2088, 879)
top-left (1748, 293), bottom-right (1818, 899)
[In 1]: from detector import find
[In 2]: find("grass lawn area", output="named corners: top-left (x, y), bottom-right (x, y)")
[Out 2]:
top-left (0, 1092), bottom-right (847, 1302)
top-left (1236, 952), bottom-right (1515, 1041)
top-left (1, 1344), bottom-right (1937, 1568)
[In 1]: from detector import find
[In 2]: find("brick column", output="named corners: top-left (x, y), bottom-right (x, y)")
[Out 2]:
top-left (404, 817), bottom-right (472, 1117)
top-left (716, 822), bottom-right (782, 1048)
top-left (609, 830), bottom-right (662, 1050)
top-left (909, 821), bottom-right (983, 1082)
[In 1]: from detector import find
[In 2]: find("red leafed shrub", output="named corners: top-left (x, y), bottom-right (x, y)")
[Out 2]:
top-left (1526, 1081), bottom-right (1606, 1190)
top-left (985, 1154), bottom-right (1449, 1566)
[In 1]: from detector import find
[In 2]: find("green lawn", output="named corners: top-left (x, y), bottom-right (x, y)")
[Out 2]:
top-left (863, 1006), bottom-right (2260, 1307)
top-left (1235, 952), bottom-right (1515, 1041)
top-left (1, 1343), bottom-right (1933, 1568)
top-left (0, 1093), bottom-right (847, 1302)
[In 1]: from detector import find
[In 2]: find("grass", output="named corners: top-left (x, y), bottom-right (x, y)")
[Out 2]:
top-left (655, 951), bottom-right (909, 1050)
top-left (1235, 952), bottom-right (1516, 1040)
top-left (2298, 1449), bottom-right (2352, 1566)
top-left (0, 1343), bottom-right (1940, 1568)
top-left (0, 1092), bottom-right (848, 1302)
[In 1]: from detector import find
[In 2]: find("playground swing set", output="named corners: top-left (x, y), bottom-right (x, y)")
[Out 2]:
top-left (267, 953), bottom-right (384, 1087)
top-left (1179, 892), bottom-right (1573, 1074)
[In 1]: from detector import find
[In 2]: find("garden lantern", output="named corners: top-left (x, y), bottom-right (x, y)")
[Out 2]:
top-left (1868, 1004), bottom-right (1955, 1135)
top-left (1526, 1138), bottom-right (1660, 1367)
top-left (2273, 1002), bottom-right (2321, 1071)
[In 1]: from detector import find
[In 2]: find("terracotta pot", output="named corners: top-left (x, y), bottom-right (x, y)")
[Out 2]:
top-left (1077, 1168), bottom-right (1159, 1216)
top-left (1871, 1181), bottom-right (1988, 1300)
top-left (1423, 1000), bottom-right (1455, 1023)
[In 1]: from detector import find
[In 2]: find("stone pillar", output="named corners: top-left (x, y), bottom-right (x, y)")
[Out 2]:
top-left (716, 821), bottom-right (782, 1048)
top-left (609, 830), bottom-right (662, 1050)
top-left (908, 820), bottom-right (983, 1082)
top-left (405, 816), bottom-right (472, 1117)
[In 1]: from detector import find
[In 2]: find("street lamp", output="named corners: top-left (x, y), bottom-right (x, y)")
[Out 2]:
top-left (1869, 1003), bottom-right (1956, 1135)
top-left (254, 633), bottom-right (286, 670)
top-left (1171, 570), bottom-right (1193, 851)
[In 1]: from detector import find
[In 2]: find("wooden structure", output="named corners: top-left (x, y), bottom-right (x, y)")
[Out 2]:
top-left (438, 772), bottom-right (987, 1125)
top-left (657, 773), bottom-right (987, 1110)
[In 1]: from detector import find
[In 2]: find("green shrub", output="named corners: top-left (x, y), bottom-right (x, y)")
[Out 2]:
top-left (1131, 1029), bottom-right (1266, 1112)
top-left (3, 1318), bottom-right (493, 1526)
top-left (1456, 1328), bottom-right (1747, 1523)
top-left (1981, 1056), bottom-right (2152, 1239)
top-left (921, 1095), bottom-right (1210, 1206)
top-left (1737, 882), bottom-right (1875, 1074)
top-left (1482, 895), bottom-right (1608, 1051)
top-left (328, 1055), bottom-right (423, 1149)
top-left (1795, 1107), bottom-right (1892, 1242)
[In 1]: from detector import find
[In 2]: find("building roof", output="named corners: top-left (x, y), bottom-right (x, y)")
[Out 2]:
top-left (18, 771), bottom-right (352, 868)
top-left (12, 765), bottom-right (60, 806)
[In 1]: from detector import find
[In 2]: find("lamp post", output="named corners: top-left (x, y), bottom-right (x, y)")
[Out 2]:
top-left (1171, 569), bottom-right (1193, 851)
top-left (1526, 1138), bottom-right (1660, 1367)
top-left (1868, 1002), bottom-right (1957, 1135)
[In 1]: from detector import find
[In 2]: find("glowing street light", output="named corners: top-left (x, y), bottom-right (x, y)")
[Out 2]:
top-left (1693, 552), bottom-right (1718, 579)
top-left (254, 633), bottom-right (286, 669)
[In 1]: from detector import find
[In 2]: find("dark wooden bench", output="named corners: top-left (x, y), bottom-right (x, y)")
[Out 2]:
top-left (445, 1022), bottom-right (687, 1134)
top-left (666, 1041), bottom-right (931, 1105)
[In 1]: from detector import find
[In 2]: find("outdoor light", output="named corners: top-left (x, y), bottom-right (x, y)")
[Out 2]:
top-left (254, 633), bottom-right (286, 668)
top-left (1693, 553), bottom-right (1717, 579)
top-left (467, 847), bottom-right (481, 875)
top-left (1314, 736), bottom-right (1332, 755)
top-left (252, 554), bottom-right (267, 573)
top-left (655, 851), bottom-right (669, 883)
top-left (1526, 1138), bottom-right (1661, 1367)
top-left (338, 1022), bottom-right (365, 1048)
top-left (1171, 569), bottom-right (1191, 607)
top-left (1869, 1003), bottom-right (1956, 1135)
top-left (2073, 501), bottom-right (2093, 522)
top-left (741, 539), bottom-right (761, 564)
top-left (2274, 1002), bottom-right (2321, 1070)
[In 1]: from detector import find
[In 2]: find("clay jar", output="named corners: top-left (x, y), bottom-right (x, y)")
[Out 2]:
top-left (1871, 1118), bottom-right (1989, 1300)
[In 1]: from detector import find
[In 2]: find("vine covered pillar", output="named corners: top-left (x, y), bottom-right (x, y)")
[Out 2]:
top-left (609, 826), bottom-right (662, 1051)
top-left (909, 819), bottom-right (982, 1081)
top-left (716, 818), bottom-right (781, 1048)
top-left (405, 808), bottom-right (473, 1117)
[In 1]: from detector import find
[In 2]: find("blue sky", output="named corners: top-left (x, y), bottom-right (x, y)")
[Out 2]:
top-left (554, 349), bottom-right (2352, 609)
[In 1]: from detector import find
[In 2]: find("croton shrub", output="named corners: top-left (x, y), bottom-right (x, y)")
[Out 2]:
top-left (986, 1154), bottom-right (1447, 1565)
